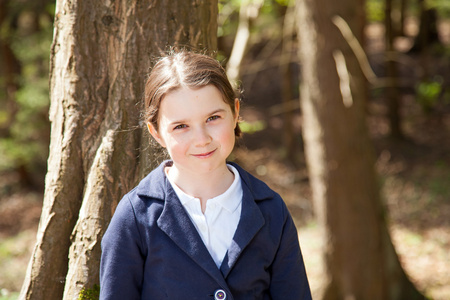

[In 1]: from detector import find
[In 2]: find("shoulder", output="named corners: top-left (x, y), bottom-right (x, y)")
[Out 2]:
top-left (228, 161), bottom-right (277, 201)
top-left (134, 160), bottom-right (169, 200)
top-left (112, 161), bottom-right (169, 224)
top-left (229, 162), bottom-right (289, 218)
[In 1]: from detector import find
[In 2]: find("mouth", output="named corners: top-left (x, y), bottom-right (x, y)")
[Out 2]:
top-left (192, 149), bottom-right (216, 158)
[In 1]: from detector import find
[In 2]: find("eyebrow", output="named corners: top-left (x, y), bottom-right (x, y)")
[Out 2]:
top-left (208, 108), bottom-right (227, 116)
top-left (168, 108), bottom-right (227, 126)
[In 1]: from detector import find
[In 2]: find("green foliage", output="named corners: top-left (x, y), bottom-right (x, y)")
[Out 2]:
top-left (366, 0), bottom-right (384, 22)
top-left (428, 161), bottom-right (450, 201)
top-left (240, 120), bottom-right (267, 134)
top-left (428, 0), bottom-right (450, 18)
top-left (273, 0), bottom-right (291, 6)
top-left (78, 285), bottom-right (100, 300)
top-left (415, 77), bottom-right (443, 113)
top-left (218, 0), bottom-right (239, 38)
top-left (0, 1), bottom-right (54, 175)
top-left (0, 292), bottom-right (19, 300)
top-left (366, 0), bottom-right (450, 22)
top-left (218, 0), bottom-right (289, 39)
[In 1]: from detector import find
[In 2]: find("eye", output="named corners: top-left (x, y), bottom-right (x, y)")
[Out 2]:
top-left (173, 124), bottom-right (187, 130)
top-left (207, 115), bottom-right (220, 122)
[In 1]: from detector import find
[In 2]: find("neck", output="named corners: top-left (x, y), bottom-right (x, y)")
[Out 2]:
top-left (166, 162), bottom-right (234, 206)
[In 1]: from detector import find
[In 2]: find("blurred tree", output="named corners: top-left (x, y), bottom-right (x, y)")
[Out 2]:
top-left (385, 0), bottom-right (403, 138)
top-left (410, 0), bottom-right (442, 53)
top-left (411, 0), bottom-right (445, 115)
top-left (219, 0), bottom-right (301, 159)
top-left (279, 0), bottom-right (297, 162)
top-left (226, 0), bottom-right (264, 83)
top-left (0, 0), bottom-right (53, 187)
top-left (19, 1), bottom-right (217, 299)
top-left (398, 0), bottom-right (408, 36)
top-left (297, 0), bottom-right (425, 299)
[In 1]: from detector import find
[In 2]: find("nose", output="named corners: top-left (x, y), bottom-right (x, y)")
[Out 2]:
top-left (194, 126), bottom-right (212, 147)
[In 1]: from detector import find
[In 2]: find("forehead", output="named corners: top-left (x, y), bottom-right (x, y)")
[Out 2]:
top-left (159, 85), bottom-right (231, 119)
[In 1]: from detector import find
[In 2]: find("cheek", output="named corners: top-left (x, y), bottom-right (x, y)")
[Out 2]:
top-left (165, 137), bottom-right (190, 156)
top-left (216, 125), bottom-right (236, 148)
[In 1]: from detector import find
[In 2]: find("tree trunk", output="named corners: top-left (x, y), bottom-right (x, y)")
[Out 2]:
top-left (410, 0), bottom-right (441, 53)
top-left (280, 1), bottom-right (297, 162)
top-left (399, 0), bottom-right (408, 36)
top-left (19, 1), bottom-right (217, 300)
top-left (296, 0), bottom-right (425, 299)
top-left (385, 0), bottom-right (403, 138)
top-left (226, 0), bottom-right (263, 83)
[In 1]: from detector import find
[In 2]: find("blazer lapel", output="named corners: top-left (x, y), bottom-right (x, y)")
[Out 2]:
top-left (220, 183), bottom-right (265, 278)
top-left (157, 181), bottom-right (228, 287)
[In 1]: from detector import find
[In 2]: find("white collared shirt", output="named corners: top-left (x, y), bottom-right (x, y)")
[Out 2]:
top-left (167, 165), bottom-right (243, 268)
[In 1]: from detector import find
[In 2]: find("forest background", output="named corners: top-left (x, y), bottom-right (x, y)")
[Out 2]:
top-left (0, 0), bottom-right (449, 299)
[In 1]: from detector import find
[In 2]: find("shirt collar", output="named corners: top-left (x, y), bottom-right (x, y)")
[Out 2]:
top-left (167, 164), bottom-right (242, 213)
top-left (135, 160), bottom-right (274, 202)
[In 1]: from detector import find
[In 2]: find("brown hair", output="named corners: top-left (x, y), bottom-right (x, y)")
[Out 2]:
top-left (144, 50), bottom-right (242, 137)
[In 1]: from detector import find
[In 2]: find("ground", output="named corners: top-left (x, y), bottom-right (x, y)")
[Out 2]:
top-left (0, 20), bottom-right (449, 299)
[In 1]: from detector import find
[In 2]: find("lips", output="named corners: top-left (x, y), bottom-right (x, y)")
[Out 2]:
top-left (192, 149), bottom-right (216, 158)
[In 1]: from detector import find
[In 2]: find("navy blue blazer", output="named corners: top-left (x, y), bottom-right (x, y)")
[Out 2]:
top-left (100, 161), bottom-right (311, 300)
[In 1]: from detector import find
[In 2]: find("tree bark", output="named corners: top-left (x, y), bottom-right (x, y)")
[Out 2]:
top-left (20, 1), bottom-right (217, 300)
top-left (296, 0), bottom-right (425, 299)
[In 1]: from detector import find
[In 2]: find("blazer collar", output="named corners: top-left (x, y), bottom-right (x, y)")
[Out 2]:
top-left (135, 160), bottom-right (272, 282)
top-left (219, 181), bottom-right (265, 278)
top-left (136, 160), bottom-right (275, 202)
top-left (156, 182), bottom-right (229, 287)
top-left (135, 160), bottom-right (170, 200)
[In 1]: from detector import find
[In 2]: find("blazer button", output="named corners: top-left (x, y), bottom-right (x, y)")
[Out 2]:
top-left (214, 289), bottom-right (226, 300)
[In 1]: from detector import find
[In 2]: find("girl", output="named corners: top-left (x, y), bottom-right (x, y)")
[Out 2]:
top-left (100, 51), bottom-right (311, 300)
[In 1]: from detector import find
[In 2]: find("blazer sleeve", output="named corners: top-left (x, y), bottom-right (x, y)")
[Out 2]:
top-left (269, 203), bottom-right (312, 300)
top-left (100, 195), bottom-right (145, 300)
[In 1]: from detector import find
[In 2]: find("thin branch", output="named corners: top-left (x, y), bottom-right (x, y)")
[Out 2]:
top-left (332, 15), bottom-right (378, 84)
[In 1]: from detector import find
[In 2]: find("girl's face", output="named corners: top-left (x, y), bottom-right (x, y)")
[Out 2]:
top-left (148, 85), bottom-right (239, 176)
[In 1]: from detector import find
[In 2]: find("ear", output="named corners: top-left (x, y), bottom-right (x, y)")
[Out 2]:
top-left (234, 98), bottom-right (240, 126)
top-left (147, 122), bottom-right (166, 148)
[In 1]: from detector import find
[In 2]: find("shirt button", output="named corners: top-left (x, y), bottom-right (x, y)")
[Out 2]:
top-left (214, 289), bottom-right (227, 300)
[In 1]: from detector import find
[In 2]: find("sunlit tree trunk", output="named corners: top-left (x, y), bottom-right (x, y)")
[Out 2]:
top-left (296, 0), bottom-right (425, 298)
top-left (19, 1), bottom-right (217, 300)
top-left (226, 0), bottom-right (263, 83)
